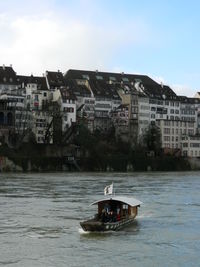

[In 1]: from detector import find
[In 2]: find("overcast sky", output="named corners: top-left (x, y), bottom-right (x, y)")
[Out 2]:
top-left (0, 0), bottom-right (200, 97)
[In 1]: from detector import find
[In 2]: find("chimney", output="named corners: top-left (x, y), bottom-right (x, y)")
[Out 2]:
top-left (3, 64), bottom-right (5, 70)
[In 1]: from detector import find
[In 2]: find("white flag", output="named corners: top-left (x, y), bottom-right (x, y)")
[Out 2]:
top-left (104, 183), bottom-right (113, 195)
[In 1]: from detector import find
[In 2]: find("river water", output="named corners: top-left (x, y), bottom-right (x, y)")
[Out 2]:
top-left (0, 172), bottom-right (200, 267)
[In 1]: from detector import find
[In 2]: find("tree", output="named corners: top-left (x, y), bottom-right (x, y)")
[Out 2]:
top-left (142, 124), bottom-right (161, 155)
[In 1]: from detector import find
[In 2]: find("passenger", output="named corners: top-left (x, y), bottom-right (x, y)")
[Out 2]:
top-left (112, 211), bottom-right (117, 222)
top-left (101, 209), bottom-right (107, 223)
top-left (104, 203), bottom-right (111, 214)
top-left (107, 211), bottom-right (112, 222)
top-left (108, 210), bottom-right (116, 222)
top-left (117, 213), bottom-right (121, 221)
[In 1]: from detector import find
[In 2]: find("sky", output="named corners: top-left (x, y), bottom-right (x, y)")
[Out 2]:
top-left (0, 0), bottom-right (200, 97)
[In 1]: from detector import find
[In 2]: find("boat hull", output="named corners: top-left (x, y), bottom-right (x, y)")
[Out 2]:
top-left (80, 216), bottom-right (136, 232)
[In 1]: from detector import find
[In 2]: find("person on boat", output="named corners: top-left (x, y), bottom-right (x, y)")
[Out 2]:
top-left (117, 213), bottom-right (121, 221)
top-left (101, 209), bottom-right (107, 223)
top-left (107, 211), bottom-right (112, 222)
top-left (104, 203), bottom-right (111, 213)
top-left (107, 210), bottom-right (116, 222)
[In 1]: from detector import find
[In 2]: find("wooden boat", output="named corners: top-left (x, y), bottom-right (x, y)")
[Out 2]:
top-left (80, 195), bottom-right (142, 232)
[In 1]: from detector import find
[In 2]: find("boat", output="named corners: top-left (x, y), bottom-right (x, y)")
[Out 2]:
top-left (80, 185), bottom-right (142, 232)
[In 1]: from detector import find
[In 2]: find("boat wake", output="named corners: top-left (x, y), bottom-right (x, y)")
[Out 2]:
top-left (137, 211), bottom-right (154, 219)
top-left (78, 228), bottom-right (89, 234)
top-left (78, 228), bottom-right (114, 235)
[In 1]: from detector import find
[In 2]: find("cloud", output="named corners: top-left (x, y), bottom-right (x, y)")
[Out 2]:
top-left (171, 84), bottom-right (197, 97)
top-left (148, 74), bottom-right (196, 97)
top-left (0, 3), bottom-right (151, 76)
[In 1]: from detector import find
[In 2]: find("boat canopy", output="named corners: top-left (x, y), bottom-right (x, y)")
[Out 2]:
top-left (91, 196), bottom-right (142, 207)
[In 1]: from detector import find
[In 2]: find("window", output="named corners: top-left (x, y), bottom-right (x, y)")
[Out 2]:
top-left (164, 121), bottom-right (170, 126)
top-left (66, 107), bottom-right (74, 113)
top-left (82, 74), bottom-right (89, 80)
top-left (96, 75), bottom-right (103, 80)
top-left (175, 102), bottom-right (179, 107)
top-left (122, 77), bottom-right (129, 82)
top-left (109, 76), bottom-right (116, 81)
top-left (164, 128), bottom-right (170, 134)
top-left (188, 129), bottom-right (194, 135)
top-left (164, 136), bottom-right (170, 141)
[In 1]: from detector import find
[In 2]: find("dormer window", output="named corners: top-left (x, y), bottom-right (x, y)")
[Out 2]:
top-left (122, 77), bottom-right (129, 82)
top-left (82, 74), bottom-right (89, 80)
top-left (135, 78), bottom-right (142, 83)
top-left (109, 76), bottom-right (116, 81)
top-left (96, 75), bottom-right (103, 80)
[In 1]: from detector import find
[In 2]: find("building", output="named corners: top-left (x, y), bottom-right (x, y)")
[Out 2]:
top-left (53, 86), bottom-right (77, 131)
top-left (181, 135), bottom-right (200, 157)
top-left (110, 104), bottom-right (129, 141)
top-left (32, 110), bottom-right (53, 144)
top-left (1, 65), bottom-right (200, 157)
top-left (0, 65), bottom-right (19, 94)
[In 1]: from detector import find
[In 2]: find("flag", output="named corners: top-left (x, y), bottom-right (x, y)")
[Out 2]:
top-left (104, 183), bottom-right (113, 195)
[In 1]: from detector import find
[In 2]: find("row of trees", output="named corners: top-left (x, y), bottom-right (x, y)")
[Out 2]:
top-left (73, 123), bottom-right (189, 171)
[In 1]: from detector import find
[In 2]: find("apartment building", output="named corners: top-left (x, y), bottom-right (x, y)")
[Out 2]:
top-left (32, 110), bottom-right (53, 144)
top-left (66, 70), bottom-right (115, 132)
top-left (0, 65), bottom-right (19, 94)
top-left (181, 135), bottom-right (200, 157)
top-left (18, 75), bottom-right (50, 111)
top-left (138, 95), bottom-right (150, 136)
top-left (110, 104), bottom-right (129, 141)
top-left (64, 72), bottom-right (95, 131)
top-left (53, 86), bottom-right (77, 131)
top-left (157, 119), bottom-right (196, 149)
top-left (2, 65), bottom-right (200, 157)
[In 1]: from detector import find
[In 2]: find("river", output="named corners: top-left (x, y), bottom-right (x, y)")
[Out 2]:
top-left (0, 172), bottom-right (200, 267)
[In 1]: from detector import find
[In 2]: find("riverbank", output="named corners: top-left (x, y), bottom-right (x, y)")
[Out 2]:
top-left (0, 143), bottom-right (195, 172)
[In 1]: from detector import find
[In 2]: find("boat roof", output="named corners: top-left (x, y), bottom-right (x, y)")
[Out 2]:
top-left (91, 196), bottom-right (142, 207)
